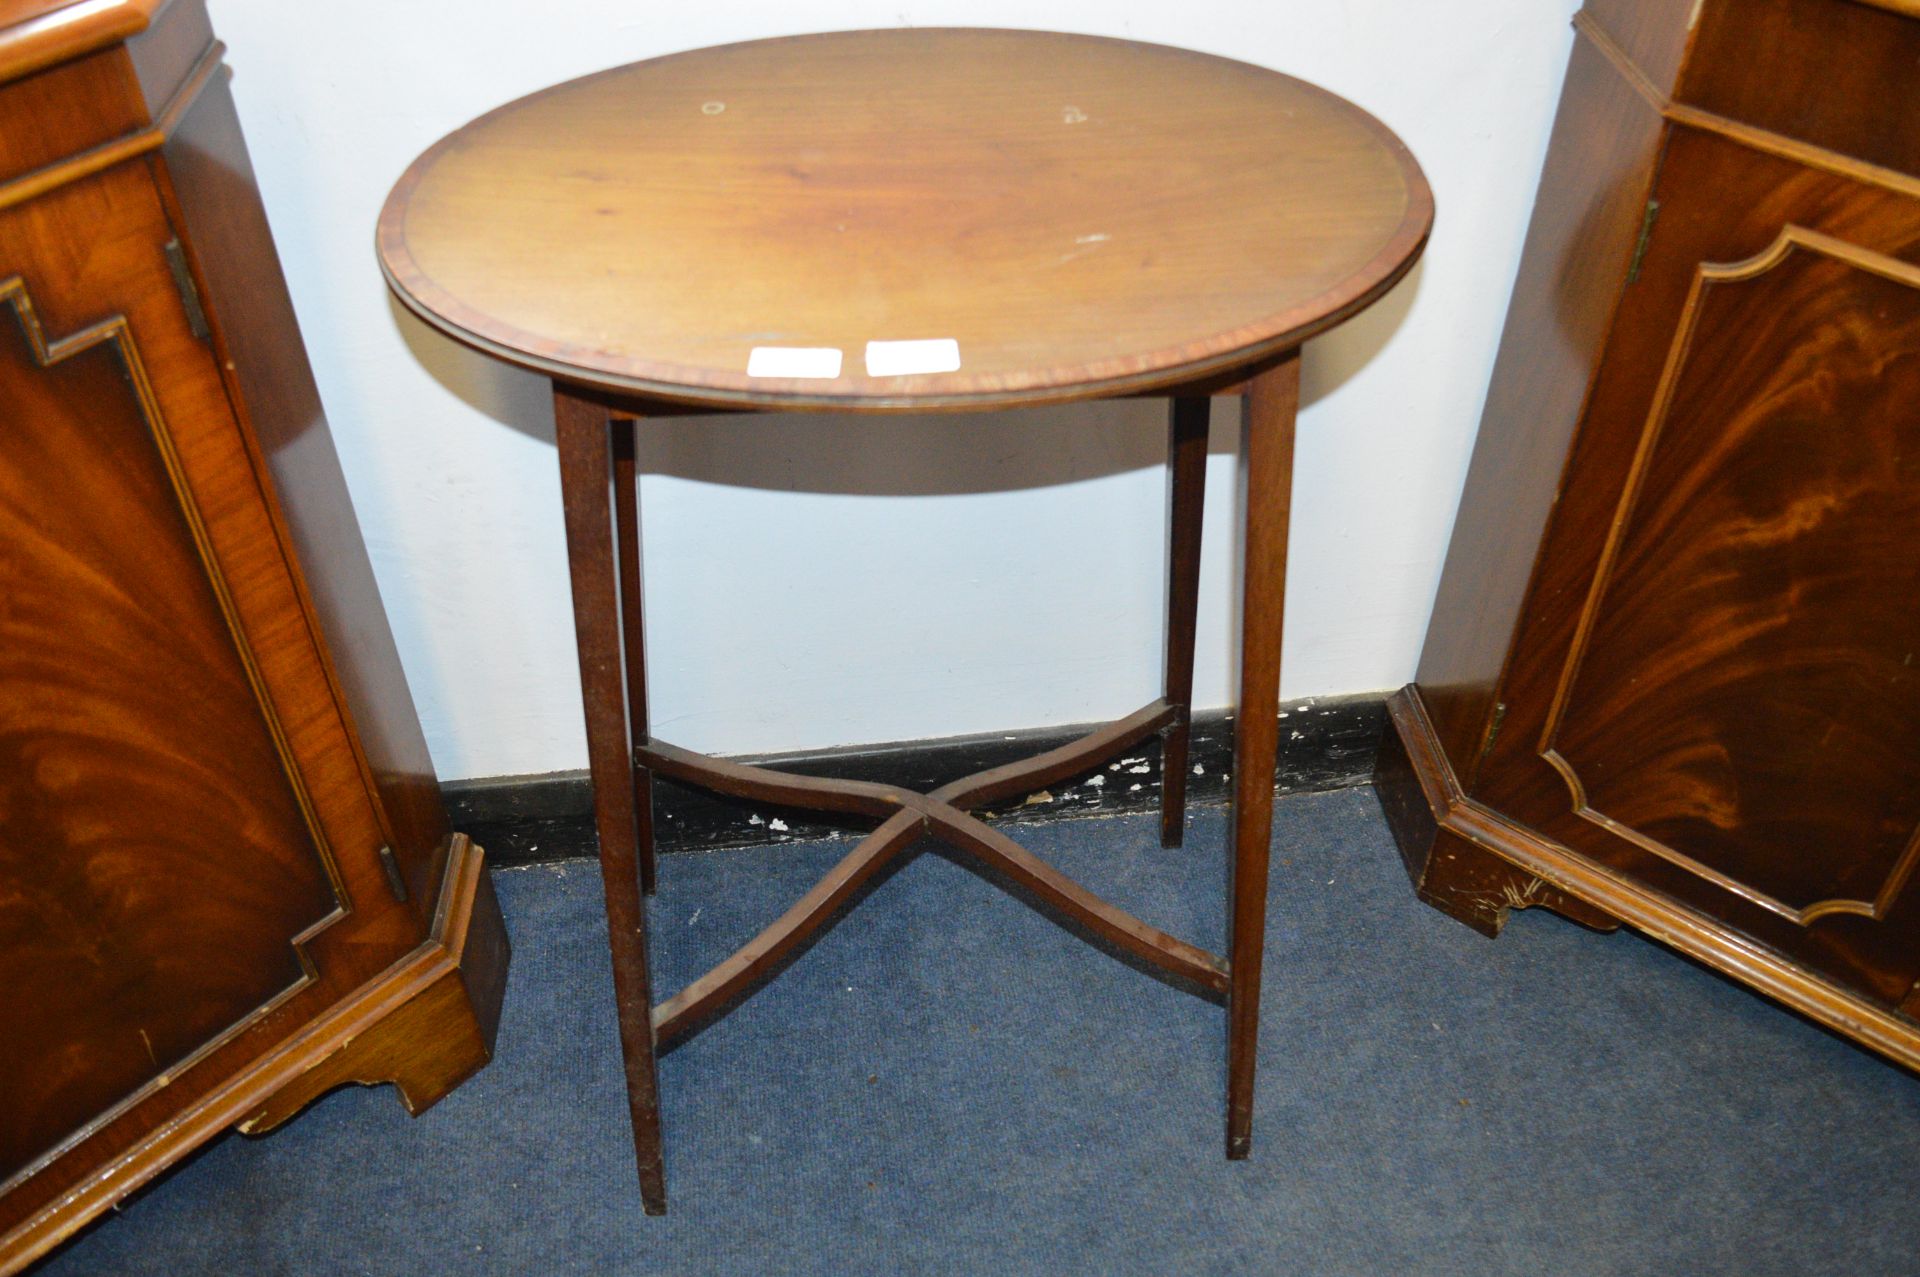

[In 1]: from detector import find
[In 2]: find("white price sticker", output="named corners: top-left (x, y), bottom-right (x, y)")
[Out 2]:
top-left (746, 346), bottom-right (843, 379)
top-left (864, 338), bottom-right (961, 377)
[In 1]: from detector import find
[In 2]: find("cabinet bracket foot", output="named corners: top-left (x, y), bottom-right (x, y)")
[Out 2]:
top-left (235, 836), bottom-right (509, 1134)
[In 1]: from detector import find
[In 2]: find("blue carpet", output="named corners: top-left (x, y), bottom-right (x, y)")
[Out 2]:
top-left (37, 789), bottom-right (1920, 1276)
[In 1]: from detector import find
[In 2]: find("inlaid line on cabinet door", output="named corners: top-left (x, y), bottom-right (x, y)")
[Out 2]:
top-left (1537, 227), bottom-right (1920, 926)
top-left (0, 272), bottom-right (346, 1190)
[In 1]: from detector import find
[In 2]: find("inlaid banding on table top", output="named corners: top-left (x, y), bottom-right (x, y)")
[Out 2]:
top-left (640, 698), bottom-right (1226, 1050)
top-left (377, 27), bottom-right (1432, 411)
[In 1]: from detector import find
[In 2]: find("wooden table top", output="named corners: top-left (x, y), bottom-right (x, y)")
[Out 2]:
top-left (378, 28), bottom-right (1431, 411)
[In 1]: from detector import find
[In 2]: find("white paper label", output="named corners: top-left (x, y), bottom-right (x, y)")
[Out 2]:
top-left (746, 346), bottom-right (843, 379)
top-left (864, 338), bottom-right (961, 377)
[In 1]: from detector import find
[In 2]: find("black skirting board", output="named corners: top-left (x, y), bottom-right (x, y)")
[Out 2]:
top-left (447, 693), bottom-right (1386, 867)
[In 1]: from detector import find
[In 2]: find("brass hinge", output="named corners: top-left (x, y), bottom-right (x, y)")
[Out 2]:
top-left (162, 237), bottom-right (212, 342)
top-left (1627, 199), bottom-right (1661, 284)
top-left (376, 844), bottom-right (409, 903)
top-left (1480, 701), bottom-right (1508, 760)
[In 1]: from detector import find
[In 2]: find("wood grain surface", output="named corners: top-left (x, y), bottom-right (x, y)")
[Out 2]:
top-left (1225, 352), bottom-right (1296, 1157)
top-left (553, 387), bottom-right (666, 1215)
top-left (1579, 0), bottom-right (1699, 95)
top-left (0, 49), bottom-right (147, 186)
top-left (379, 28), bottom-right (1430, 410)
top-left (155, 70), bottom-right (455, 909)
top-left (1545, 228), bottom-right (1920, 925)
top-left (0, 0), bottom-right (164, 82)
top-left (1, 5), bottom-right (508, 1263)
top-left (1159, 397), bottom-right (1208, 849)
top-left (1682, 0), bottom-right (1920, 179)
top-left (1385, 0), bottom-right (1920, 1065)
top-left (0, 268), bottom-right (334, 1185)
top-left (1478, 124), bottom-right (1920, 1006)
top-left (1412, 28), bottom-right (1668, 779)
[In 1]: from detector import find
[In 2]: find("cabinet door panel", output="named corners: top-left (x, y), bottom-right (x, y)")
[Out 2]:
top-left (1483, 127), bottom-right (1920, 1004)
top-left (1548, 229), bottom-right (1920, 922)
top-left (0, 173), bottom-right (337, 1183)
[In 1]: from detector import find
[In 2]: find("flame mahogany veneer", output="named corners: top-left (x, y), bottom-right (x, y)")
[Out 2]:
top-left (0, 2), bottom-right (508, 1269)
top-left (1379, 0), bottom-right (1920, 1071)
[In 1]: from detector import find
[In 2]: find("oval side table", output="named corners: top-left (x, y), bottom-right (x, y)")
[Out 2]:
top-left (378, 27), bottom-right (1431, 1215)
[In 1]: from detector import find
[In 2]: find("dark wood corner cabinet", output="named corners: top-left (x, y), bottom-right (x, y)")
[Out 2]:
top-left (0, 1), bottom-right (509, 1268)
top-left (1377, 0), bottom-right (1920, 1072)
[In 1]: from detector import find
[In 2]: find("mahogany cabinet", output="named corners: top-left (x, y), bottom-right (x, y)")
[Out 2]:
top-left (0, 2), bottom-right (508, 1269)
top-left (1378, 0), bottom-right (1920, 1072)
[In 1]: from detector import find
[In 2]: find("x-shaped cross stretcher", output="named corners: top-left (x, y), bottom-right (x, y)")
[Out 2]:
top-left (643, 696), bottom-right (1228, 1051)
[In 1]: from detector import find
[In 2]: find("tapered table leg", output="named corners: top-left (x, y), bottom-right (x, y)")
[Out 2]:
top-left (1226, 351), bottom-right (1299, 1159)
top-left (610, 417), bottom-right (657, 896)
top-left (554, 384), bottom-right (668, 1214)
top-left (1161, 395), bottom-right (1209, 848)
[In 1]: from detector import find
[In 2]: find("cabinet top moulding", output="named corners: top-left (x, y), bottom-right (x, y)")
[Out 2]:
top-left (0, 0), bottom-right (219, 212)
top-left (1579, 0), bottom-right (1920, 184)
top-left (1840, 0), bottom-right (1918, 16)
top-left (0, 0), bottom-right (168, 81)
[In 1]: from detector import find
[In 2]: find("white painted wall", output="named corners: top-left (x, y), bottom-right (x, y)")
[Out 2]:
top-left (204, 0), bottom-right (1579, 780)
